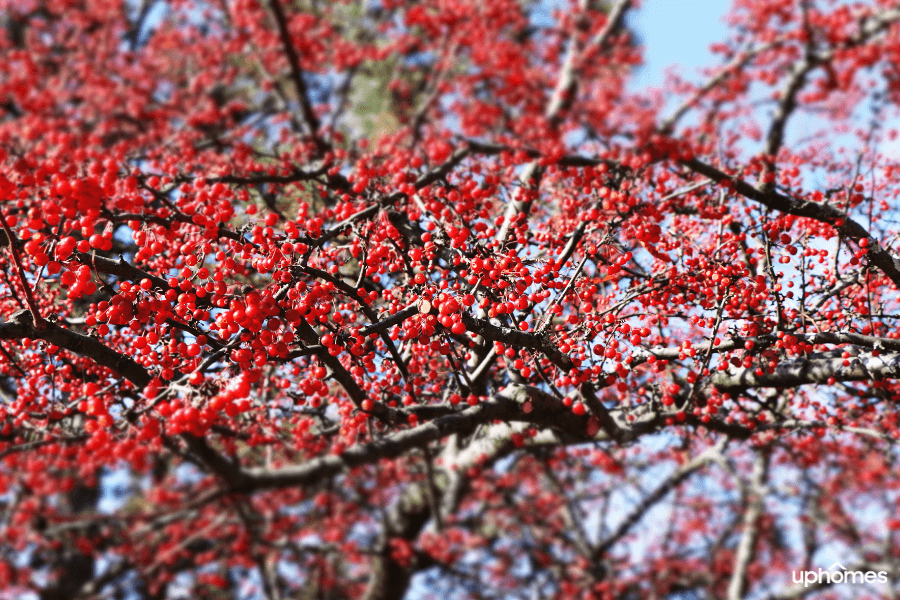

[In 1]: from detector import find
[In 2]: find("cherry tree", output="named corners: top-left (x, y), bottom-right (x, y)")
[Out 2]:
top-left (0, 0), bottom-right (900, 597)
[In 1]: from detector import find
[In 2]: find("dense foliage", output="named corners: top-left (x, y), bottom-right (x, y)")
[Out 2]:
top-left (0, 0), bottom-right (900, 598)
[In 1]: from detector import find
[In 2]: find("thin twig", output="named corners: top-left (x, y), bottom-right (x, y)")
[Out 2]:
top-left (0, 215), bottom-right (44, 328)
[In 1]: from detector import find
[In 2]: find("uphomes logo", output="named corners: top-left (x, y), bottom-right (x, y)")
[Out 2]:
top-left (792, 562), bottom-right (888, 587)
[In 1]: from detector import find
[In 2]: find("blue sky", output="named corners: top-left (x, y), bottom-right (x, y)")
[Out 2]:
top-left (628, 0), bottom-right (732, 90)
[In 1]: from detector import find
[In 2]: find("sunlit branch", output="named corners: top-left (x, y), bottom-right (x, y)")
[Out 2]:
top-left (727, 449), bottom-right (770, 600)
top-left (242, 385), bottom-right (591, 491)
top-left (710, 350), bottom-right (900, 393)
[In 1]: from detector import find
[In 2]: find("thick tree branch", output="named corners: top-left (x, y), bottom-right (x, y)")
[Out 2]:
top-left (242, 385), bottom-right (591, 491)
top-left (459, 311), bottom-right (574, 371)
top-left (464, 138), bottom-right (612, 169)
top-left (0, 310), bottom-right (151, 388)
top-left (635, 331), bottom-right (900, 366)
top-left (71, 251), bottom-right (169, 292)
top-left (710, 350), bottom-right (900, 392)
top-left (359, 305), bottom-right (418, 337)
top-left (109, 211), bottom-right (245, 244)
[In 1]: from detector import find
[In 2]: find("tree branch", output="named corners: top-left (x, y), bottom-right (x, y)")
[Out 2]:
top-left (727, 449), bottom-right (770, 600)
top-left (266, 0), bottom-right (322, 146)
top-left (681, 157), bottom-right (900, 287)
top-left (593, 439), bottom-right (726, 559)
top-left (710, 350), bottom-right (900, 393)
top-left (242, 385), bottom-right (591, 492)
top-left (0, 213), bottom-right (45, 328)
top-left (459, 311), bottom-right (574, 371)
top-left (0, 310), bottom-right (151, 388)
